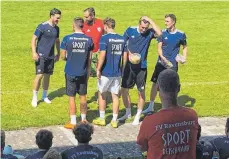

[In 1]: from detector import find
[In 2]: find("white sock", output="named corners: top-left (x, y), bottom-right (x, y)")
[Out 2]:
top-left (42, 90), bottom-right (48, 99)
top-left (81, 114), bottom-right (86, 121)
top-left (126, 108), bottom-right (131, 115)
top-left (70, 115), bottom-right (77, 124)
top-left (112, 114), bottom-right (118, 121)
top-left (136, 109), bottom-right (142, 118)
top-left (99, 111), bottom-right (105, 119)
top-left (33, 90), bottom-right (38, 100)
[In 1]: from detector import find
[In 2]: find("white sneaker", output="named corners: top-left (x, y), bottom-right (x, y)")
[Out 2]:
top-left (117, 114), bottom-right (131, 121)
top-left (132, 117), bottom-right (140, 125)
top-left (142, 103), bottom-right (154, 114)
top-left (31, 99), bottom-right (37, 108)
top-left (43, 97), bottom-right (51, 104)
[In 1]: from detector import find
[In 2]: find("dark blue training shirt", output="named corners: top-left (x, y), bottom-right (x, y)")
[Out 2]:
top-left (157, 29), bottom-right (187, 67)
top-left (61, 32), bottom-right (94, 76)
top-left (61, 145), bottom-right (103, 159)
top-left (210, 136), bottom-right (229, 159)
top-left (124, 26), bottom-right (155, 69)
top-left (25, 150), bottom-right (48, 159)
top-left (99, 33), bottom-right (126, 77)
top-left (34, 22), bottom-right (59, 59)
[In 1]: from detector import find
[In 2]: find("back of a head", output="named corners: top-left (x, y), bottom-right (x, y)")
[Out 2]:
top-left (73, 123), bottom-right (94, 144)
top-left (103, 17), bottom-right (115, 29)
top-left (1, 130), bottom-right (5, 150)
top-left (36, 129), bottom-right (53, 150)
top-left (73, 17), bottom-right (84, 29)
top-left (157, 69), bottom-right (180, 95)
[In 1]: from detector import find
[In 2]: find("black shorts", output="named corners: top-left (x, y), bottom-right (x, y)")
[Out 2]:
top-left (121, 63), bottom-right (147, 91)
top-left (35, 57), bottom-right (54, 75)
top-left (65, 74), bottom-right (87, 96)
top-left (151, 62), bottom-right (178, 83)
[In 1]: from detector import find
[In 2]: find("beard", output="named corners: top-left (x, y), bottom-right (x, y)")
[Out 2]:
top-left (86, 19), bottom-right (93, 25)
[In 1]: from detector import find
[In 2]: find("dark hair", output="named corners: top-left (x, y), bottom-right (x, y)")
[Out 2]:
top-left (73, 17), bottom-right (84, 29)
top-left (226, 118), bottom-right (229, 133)
top-left (197, 124), bottom-right (201, 141)
top-left (73, 123), bottom-right (94, 143)
top-left (84, 7), bottom-right (95, 16)
top-left (1, 130), bottom-right (5, 150)
top-left (35, 129), bottom-right (53, 150)
top-left (165, 14), bottom-right (176, 23)
top-left (50, 8), bottom-right (61, 17)
top-left (104, 17), bottom-right (115, 29)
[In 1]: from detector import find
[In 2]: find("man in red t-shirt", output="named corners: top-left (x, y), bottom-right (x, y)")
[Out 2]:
top-left (137, 69), bottom-right (198, 159)
top-left (83, 7), bottom-right (104, 76)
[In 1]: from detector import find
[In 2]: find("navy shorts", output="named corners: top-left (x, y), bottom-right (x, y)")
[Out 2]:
top-left (35, 57), bottom-right (54, 75)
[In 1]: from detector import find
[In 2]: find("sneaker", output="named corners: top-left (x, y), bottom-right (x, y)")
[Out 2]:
top-left (117, 114), bottom-right (131, 121)
top-left (132, 116), bottom-right (140, 126)
top-left (142, 103), bottom-right (154, 114)
top-left (92, 118), bottom-right (106, 126)
top-left (43, 97), bottom-right (51, 104)
top-left (110, 120), bottom-right (118, 128)
top-left (31, 99), bottom-right (37, 108)
top-left (64, 122), bottom-right (77, 129)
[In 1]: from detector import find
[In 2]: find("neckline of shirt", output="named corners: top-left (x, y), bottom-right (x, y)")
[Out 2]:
top-left (167, 29), bottom-right (177, 34)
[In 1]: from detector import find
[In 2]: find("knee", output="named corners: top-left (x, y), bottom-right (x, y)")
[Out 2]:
top-left (36, 74), bottom-right (44, 80)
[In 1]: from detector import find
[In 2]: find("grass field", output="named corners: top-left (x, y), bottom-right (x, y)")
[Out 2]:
top-left (1, 1), bottom-right (229, 130)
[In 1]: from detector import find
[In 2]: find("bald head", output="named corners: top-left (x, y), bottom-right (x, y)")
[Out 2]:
top-left (158, 69), bottom-right (180, 97)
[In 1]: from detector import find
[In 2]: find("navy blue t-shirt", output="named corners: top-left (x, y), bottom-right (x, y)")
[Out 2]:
top-left (157, 29), bottom-right (187, 67)
top-left (210, 136), bottom-right (229, 159)
top-left (61, 33), bottom-right (94, 76)
top-left (124, 26), bottom-right (155, 69)
top-left (25, 150), bottom-right (48, 159)
top-left (34, 22), bottom-right (59, 59)
top-left (99, 33), bottom-right (126, 77)
top-left (61, 145), bottom-right (103, 159)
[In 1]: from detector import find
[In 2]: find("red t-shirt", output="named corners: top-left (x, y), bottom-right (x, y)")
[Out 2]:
top-left (82, 18), bottom-right (104, 53)
top-left (137, 106), bottom-right (198, 159)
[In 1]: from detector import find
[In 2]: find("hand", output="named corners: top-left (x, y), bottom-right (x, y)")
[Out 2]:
top-left (141, 16), bottom-right (152, 23)
top-left (96, 70), bottom-right (101, 79)
top-left (32, 53), bottom-right (39, 61)
top-left (54, 54), bottom-right (60, 62)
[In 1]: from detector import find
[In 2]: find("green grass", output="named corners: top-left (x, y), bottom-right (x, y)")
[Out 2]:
top-left (1, 1), bottom-right (229, 130)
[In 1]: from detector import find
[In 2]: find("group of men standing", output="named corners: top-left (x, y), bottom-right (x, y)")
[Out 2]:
top-left (31, 7), bottom-right (188, 129)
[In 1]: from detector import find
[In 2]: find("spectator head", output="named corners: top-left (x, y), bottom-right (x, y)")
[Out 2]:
top-left (103, 17), bottom-right (115, 33)
top-left (1, 130), bottom-right (5, 152)
top-left (49, 8), bottom-right (61, 25)
top-left (138, 16), bottom-right (150, 34)
top-left (36, 129), bottom-right (53, 150)
top-left (164, 14), bottom-right (176, 29)
top-left (84, 7), bottom-right (95, 25)
top-left (73, 17), bottom-right (84, 30)
top-left (73, 123), bottom-right (94, 144)
top-left (226, 118), bottom-right (229, 137)
top-left (197, 124), bottom-right (201, 141)
top-left (157, 69), bottom-right (180, 107)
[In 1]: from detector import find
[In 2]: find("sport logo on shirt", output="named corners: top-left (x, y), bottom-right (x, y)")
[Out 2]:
top-left (97, 27), bottom-right (101, 32)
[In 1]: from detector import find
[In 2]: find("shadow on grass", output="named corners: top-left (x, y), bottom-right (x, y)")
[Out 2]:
top-left (177, 95), bottom-right (196, 108)
top-left (48, 87), bottom-right (66, 100)
top-left (88, 91), bottom-right (113, 105)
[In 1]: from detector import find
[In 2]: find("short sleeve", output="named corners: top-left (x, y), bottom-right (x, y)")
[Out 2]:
top-left (34, 24), bottom-right (44, 38)
top-left (123, 28), bottom-right (130, 43)
top-left (60, 36), bottom-right (68, 50)
top-left (180, 33), bottom-right (187, 45)
top-left (99, 36), bottom-right (106, 51)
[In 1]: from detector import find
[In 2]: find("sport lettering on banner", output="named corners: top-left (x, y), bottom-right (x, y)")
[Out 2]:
top-left (156, 120), bottom-right (196, 155)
